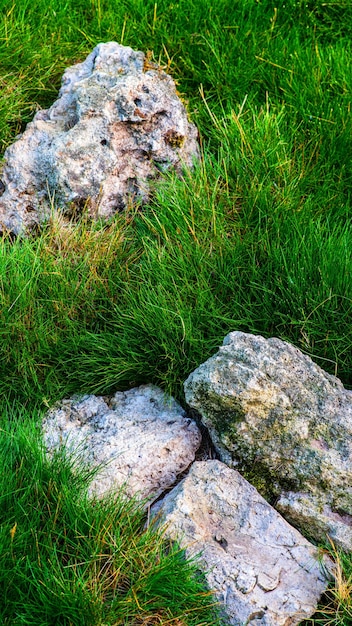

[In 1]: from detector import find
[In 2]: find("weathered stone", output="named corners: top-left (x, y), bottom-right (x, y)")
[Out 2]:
top-left (151, 460), bottom-right (331, 626)
top-left (0, 42), bottom-right (199, 235)
top-left (42, 384), bottom-right (201, 501)
top-left (184, 331), bottom-right (352, 550)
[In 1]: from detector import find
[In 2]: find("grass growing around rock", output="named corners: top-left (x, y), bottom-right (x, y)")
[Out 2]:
top-left (0, 409), bottom-right (220, 625)
top-left (1, 0), bottom-right (352, 623)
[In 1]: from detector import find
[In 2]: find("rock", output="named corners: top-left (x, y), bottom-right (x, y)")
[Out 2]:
top-left (184, 331), bottom-right (352, 550)
top-left (151, 460), bottom-right (331, 626)
top-left (42, 384), bottom-right (201, 501)
top-left (0, 42), bottom-right (199, 235)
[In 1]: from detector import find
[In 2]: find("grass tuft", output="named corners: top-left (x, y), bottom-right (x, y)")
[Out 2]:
top-left (303, 543), bottom-right (352, 625)
top-left (0, 412), bottom-right (220, 625)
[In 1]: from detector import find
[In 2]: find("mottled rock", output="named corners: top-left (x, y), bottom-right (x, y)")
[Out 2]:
top-left (0, 42), bottom-right (199, 235)
top-left (184, 331), bottom-right (352, 550)
top-left (43, 384), bottom-right (201, 501)
top-left (151, 460), bottom-right (331, 626)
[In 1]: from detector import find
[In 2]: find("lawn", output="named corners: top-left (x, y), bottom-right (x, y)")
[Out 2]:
top-left (0, 0), bottom-right (351, 623)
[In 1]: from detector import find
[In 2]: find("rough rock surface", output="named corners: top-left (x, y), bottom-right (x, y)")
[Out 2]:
top-left (151, 460), bottom-right (331, 626)
top-left (43, 384), bottom-right (201, 501)
top-left (184, 331), bottom-right (352, 550)
top-left (0, 42), bottom-right (199, 235)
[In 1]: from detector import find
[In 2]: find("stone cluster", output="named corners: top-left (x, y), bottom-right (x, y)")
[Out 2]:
top-left (184, 331), bottom-right (352, 551)
top-left (45, 324), bottom-right (352, 625)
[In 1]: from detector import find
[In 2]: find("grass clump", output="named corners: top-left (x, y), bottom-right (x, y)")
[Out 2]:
top-left (303, 544), bottom-right (352, 625)
top-left (0, 412), bottom-right (220, 625)
top-left (1, 145), bottom-right (352, 406)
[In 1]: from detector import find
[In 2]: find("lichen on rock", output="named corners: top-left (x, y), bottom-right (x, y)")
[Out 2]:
top-left (0, 42), bottom-right (200, 235)
top-left (184, 331), bottom-right (352, 550)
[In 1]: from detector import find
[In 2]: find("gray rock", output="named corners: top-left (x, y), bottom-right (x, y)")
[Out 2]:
top-left (151, 460), bottom-right (331, 626)
top-left (0, 42), bottom-right (199, 235)
top-left (42, 384), bottom-right (201, 501)
top-left (184, 331), bottom-right (352, 550)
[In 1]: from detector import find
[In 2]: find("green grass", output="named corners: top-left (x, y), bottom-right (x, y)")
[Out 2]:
top-left (1, 0), bottom-right (352, 623)
top-left (0, 410), bottom-right (220, 625)
top-left (302, 544), bottom-right (352, 625)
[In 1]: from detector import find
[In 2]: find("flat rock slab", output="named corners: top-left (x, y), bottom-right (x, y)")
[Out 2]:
top-left (0, 42), bottom-right (200, 235)
top-left (184, 331), bottom-right (352, 550)
top-left (151, 460), bottom-right (331, 626)
top-left (43, 384), bottom-right (201, 501)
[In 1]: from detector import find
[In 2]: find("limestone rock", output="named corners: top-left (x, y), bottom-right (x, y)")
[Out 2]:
top-left (151, 460), bottom-right (331, 626)
top-left (42, 384), bottom-right (201, 501)
top-left (0, 42), bottom-right (199, 235)
top-left (184, 331), bottom-right (352, 550)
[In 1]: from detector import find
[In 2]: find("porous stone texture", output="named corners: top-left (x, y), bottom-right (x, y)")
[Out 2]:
top-left (0, 42), bottom-right (200, 235)
top-left (184, 331), bottom-right (352, 550)
top-left (151, 460), bottom-right (331, 626)
top-left (42, 384), bottom-right (201, 501)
